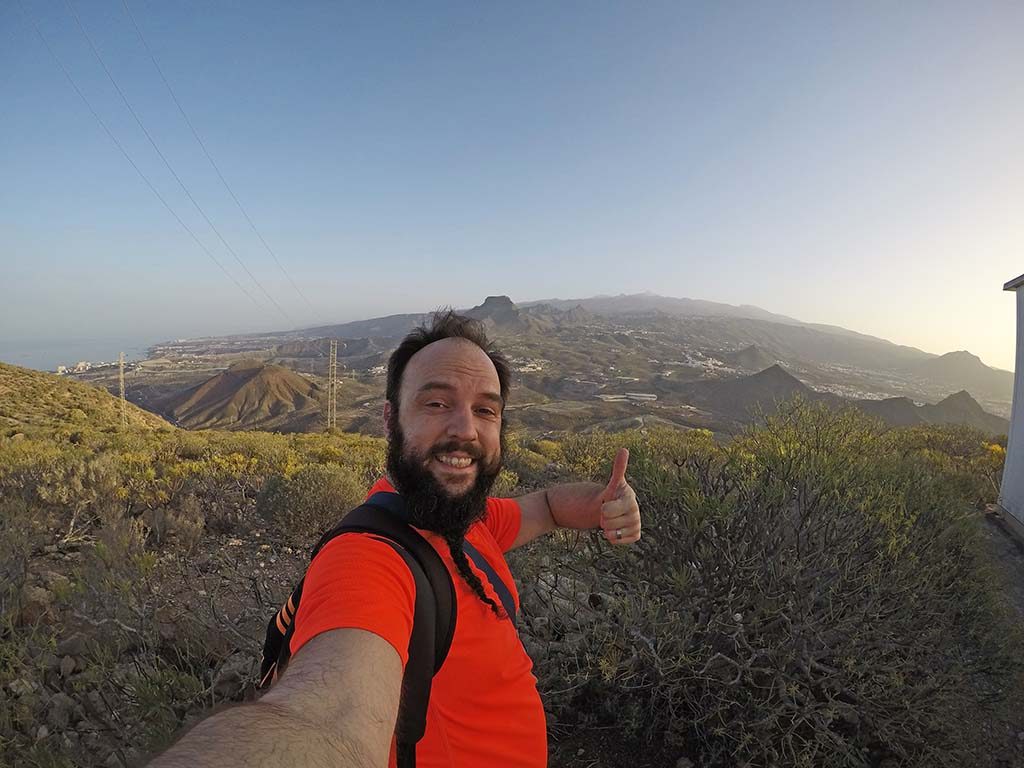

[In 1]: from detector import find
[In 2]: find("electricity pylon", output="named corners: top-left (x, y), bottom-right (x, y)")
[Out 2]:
top-left (118, 352), bottom-right (127, 429)
top-left (327, 339), bottom-right (338, 430)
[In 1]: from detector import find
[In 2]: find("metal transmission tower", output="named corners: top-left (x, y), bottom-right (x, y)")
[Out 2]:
top-left (118, 352), bottom-right (127, 429)
top-left (327, 340), bottom-right (339, 430)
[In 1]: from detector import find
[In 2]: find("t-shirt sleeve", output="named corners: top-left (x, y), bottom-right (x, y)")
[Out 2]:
top-left (484, 496), bottom-right (523, 553)
top-left (289, 533), bottom-right (416, 668)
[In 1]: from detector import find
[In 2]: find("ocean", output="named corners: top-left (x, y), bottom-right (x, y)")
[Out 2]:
top-left (0, 338), bottom-right (158, 372)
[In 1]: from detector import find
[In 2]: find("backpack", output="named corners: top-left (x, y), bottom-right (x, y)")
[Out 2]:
top-left (258, 490), bottom-right (519, 768)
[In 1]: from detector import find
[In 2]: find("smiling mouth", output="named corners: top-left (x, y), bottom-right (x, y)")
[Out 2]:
top-left (434, 453), bottom-right (475, 470)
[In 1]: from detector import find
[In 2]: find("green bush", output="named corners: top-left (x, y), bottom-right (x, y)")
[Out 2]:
top-left (257, 463), bottom-right (365, 544)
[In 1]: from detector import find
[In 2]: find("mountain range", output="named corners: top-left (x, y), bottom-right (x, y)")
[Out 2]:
top-left (60, 292), bottom-right (1010, 438)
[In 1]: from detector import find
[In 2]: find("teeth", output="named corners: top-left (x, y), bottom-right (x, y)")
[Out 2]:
top-left (437, 454), bottom-right (473, 468)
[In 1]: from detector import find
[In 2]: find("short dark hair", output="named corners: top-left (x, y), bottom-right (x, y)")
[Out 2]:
top-left (386, 310), bottom-right (512, 408)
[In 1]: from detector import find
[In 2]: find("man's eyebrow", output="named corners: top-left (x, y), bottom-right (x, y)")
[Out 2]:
top-left (416, 381), bottom-right (504, 405)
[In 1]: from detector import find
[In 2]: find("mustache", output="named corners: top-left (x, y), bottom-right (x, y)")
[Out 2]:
top-left (430, 441), bottom-right (484, 460)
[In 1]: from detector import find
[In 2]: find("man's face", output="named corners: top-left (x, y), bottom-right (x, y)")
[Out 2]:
top-left (385, 338), bottom-right (504, 499)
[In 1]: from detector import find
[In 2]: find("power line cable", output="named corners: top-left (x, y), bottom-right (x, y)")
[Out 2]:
top-left (17, 0), bottom-right (267, 313)
top-left (121, 0), bottom-right (320, 321)
top-left (63, 0), bottom-right (293, 325)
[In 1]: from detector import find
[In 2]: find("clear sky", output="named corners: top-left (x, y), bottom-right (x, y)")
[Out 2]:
top-left (1, 1), bottom-right (1021, 370)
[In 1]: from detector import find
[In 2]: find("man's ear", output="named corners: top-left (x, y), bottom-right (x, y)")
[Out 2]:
top-left (382, 400), bottom-right (394, 431)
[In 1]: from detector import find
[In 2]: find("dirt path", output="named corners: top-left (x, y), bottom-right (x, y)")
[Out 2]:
top-left (975, 506), bottom-right (1024, 767)
top-left (981, 506), bottom-right (1024, 622)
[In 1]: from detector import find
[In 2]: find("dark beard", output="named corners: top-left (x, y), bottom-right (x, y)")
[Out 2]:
top-left (385, 418), bottom-right (504, 545)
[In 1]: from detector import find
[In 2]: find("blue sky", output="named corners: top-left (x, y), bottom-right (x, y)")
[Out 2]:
top-left (1, 0), bottom-right (1021, 369)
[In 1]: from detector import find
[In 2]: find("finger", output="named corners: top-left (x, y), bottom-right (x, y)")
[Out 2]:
top-left (600, 492), bottom-right (638, 522)
top-left (603, 448), bottom-right (630, 500)
top-left (603, 524), bottom-right (642, 545)
top-left (601, 505), bottom-right (641, 531)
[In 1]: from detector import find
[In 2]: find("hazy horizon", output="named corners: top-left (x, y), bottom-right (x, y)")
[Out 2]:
top-left (0, 288), bottom-right (1015, 375)
top-left (2, 2), bottom-right (1021, 370)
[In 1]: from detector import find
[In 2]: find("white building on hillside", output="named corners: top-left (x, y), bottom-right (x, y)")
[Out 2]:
top-left (1000, 272), bottom-right (1024, 538)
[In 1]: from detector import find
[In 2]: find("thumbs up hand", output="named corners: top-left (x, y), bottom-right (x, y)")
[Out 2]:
top-left (600, 448), bottom-right (641, 545)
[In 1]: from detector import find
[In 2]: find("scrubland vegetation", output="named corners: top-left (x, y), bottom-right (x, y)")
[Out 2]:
top-left (0, 373), bottom-right (1017, 766)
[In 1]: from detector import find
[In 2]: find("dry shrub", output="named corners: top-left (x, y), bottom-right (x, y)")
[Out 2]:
top-left (526, 402), bottom-right (1020, 768)
top-left (257, 463), bottom-right (364, 545)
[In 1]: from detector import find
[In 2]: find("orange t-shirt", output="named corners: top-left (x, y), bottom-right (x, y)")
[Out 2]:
top-left (290, 478), bottom-right (547, 767)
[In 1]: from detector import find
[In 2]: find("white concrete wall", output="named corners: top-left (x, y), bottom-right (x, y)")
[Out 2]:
top-left (1000, 289), bottom-right (1024, 530)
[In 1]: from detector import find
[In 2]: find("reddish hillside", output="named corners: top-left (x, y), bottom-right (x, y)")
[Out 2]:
top-left (166, 360), bottom-right (322, 432)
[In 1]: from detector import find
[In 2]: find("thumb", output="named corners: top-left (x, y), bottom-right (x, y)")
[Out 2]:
top-left (603, 448), bottom-right (630, 500)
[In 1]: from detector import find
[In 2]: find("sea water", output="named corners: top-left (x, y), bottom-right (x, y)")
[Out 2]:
top-left (0, 338), bottom-right (157, 372)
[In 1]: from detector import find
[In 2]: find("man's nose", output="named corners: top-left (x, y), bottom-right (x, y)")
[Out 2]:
top-left (445, 404), bottom-right (478, 441)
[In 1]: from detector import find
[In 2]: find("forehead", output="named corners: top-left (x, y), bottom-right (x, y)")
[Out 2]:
top-left (400, 338), bottom-right (501, 401)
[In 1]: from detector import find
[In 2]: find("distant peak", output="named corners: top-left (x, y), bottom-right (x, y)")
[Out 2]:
top-left (754, 363), bottom-right (796, 380)
top-left (937, 390), bottom-right (981, 408)
top-left (465, 295), bottom-right (522, 325)
top-left (944, 350), bottom-right (980, 360)
top-left (479, 295), bottom-right (515, 309)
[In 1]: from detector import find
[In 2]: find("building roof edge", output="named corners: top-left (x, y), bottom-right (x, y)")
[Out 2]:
top-left (1005, 272), bottom-right (1024, 291)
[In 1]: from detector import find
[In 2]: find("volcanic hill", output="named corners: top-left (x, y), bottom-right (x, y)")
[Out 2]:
top-left (165, 360), bottom-right (323, 432)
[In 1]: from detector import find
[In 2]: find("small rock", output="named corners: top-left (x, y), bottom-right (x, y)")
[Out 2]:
top-left (9, 677), bottom-right (36, 697)
top-left (60, 655), bottom-right (76, 678)
top-left (213, 653), bottom-right (255, 698)
top-left (676, 759), bottom-right (694, 768)
top-left (227, 538), bottom-right (243, 546)
top-left (48, 692), bottom-right (77, 730)
top-left (35, 724), bottom-right (49, 740)
top-left (576, 747), bottom-right (585, 756)
top-left (158, 622), bottom-right (177, 643)
top-left (19, 584), bottom-right (53, 624)
top-left (57, 633), bottom-right (88, 657)
top-left (83, 691), bottom-right (111, 724)
top-left (259, 544), bottom-right (271, 551)
top-left (40, 570), bottom-right (71, 593)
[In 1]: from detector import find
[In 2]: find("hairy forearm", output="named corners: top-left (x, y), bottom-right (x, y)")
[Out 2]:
top-left (149, 698), bottom-right (376, 768)
top-left (545, 482), bottom-right (604, 530)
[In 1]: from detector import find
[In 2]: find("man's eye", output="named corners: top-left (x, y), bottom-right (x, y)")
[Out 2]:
top-left (426, 401), bottom-right (446, 408)
top-left (476, 407), bottom-right (497, 417)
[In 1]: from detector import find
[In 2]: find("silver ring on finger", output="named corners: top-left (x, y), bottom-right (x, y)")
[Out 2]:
top-left (615, 528), bottom-right (623, 541)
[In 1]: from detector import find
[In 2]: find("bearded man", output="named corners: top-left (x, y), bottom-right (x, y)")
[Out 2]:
top-left (150, 310), bottom-right (642, 768)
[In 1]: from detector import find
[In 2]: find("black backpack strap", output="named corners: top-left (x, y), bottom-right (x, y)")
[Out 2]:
top-left (365, 492), bottom-right (518, 628)
top-left (376, 538), bottom-right (438, 763)
top-left (462, 539), bottom-right (518, 627)
top-left (340, 500), bottom-right (458, 673)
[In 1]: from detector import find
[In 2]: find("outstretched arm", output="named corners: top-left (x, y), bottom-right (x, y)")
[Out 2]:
top-left (511, 448), bottom-right (641, 549)
top-left (148, 628), bottom-right (402, 768)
